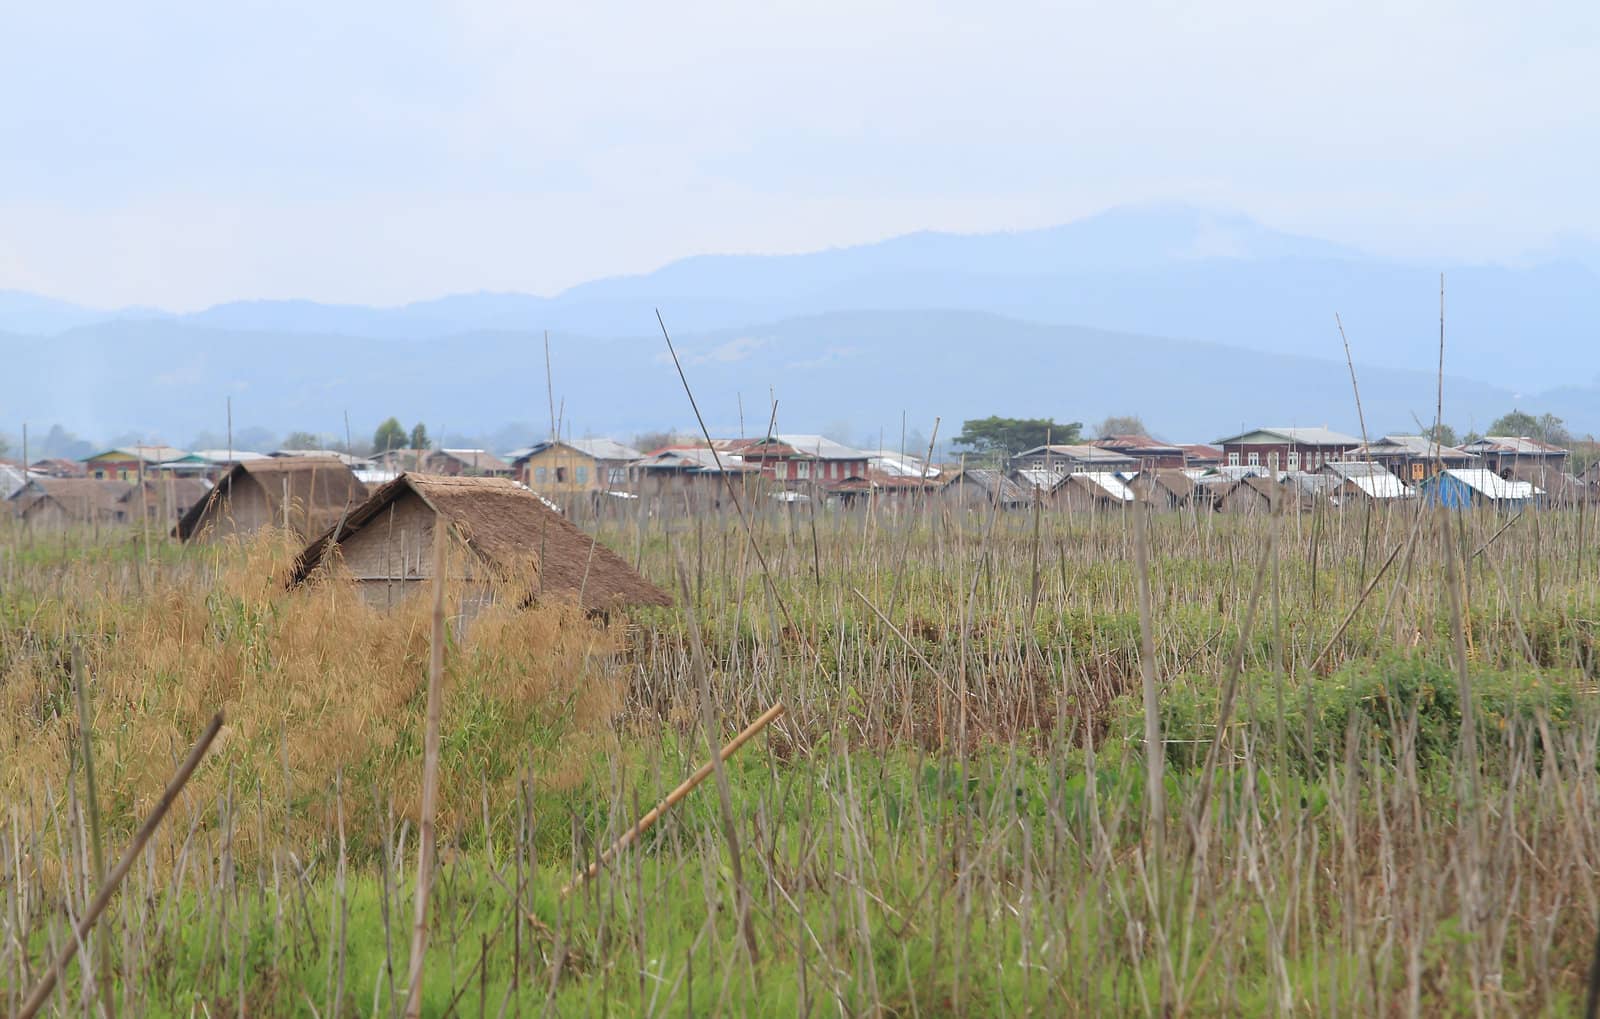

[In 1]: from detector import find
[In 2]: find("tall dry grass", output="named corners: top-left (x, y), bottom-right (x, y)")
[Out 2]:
top-left (3, 498), bottom-right (1600, 1014)
top-left (0, 529), bottom-right (624, 865)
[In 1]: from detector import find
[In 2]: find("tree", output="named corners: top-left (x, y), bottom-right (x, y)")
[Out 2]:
top-left (1096, 415), bottom-right (1149, 438)
top-left (409, 423), bottom-right (430, 450)
top-left (1488, 410), bottom-right (1571, 445)
top-left (1421, 423), bottom-right (1459, 447)
top-left (373, 417), bottom-right (408, 454)
top-left (633, 430), bottom-right (684, 454)
top-left (281, 431), bottom-right (322, 450)
top-left (952, 416), bottom-right (1080, 462)
top-left (35, 424), bottom-right (94, 460)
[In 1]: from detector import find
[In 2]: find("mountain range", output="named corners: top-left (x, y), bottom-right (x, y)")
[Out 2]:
top-left (2, 205), bottom-right (1596, 447)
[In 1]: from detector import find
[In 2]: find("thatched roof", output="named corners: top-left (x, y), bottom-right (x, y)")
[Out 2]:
top-left (9, 478), bottom-right (131, 519)
top-left (175, 457), bottom-right (368, 540)
top-left (1133, 469), bottom-right (1196, 501)
top-left (289, 473), bottom-right (671, 611)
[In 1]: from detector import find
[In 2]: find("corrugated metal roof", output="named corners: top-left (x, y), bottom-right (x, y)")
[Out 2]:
top-left (1460, 436), bottom-right (1568, 456)
top-left (772, 434), bottom-right (871, 461)
top-left (1439, 469), bottom-right (1541, 500)
top-left (510, 438), bottom-right (643, 462)
top-left (1091, 435), bottom-right (1184, 455)
top-left (632, 448), bottom-right (757, 473)
top-left (1358, 435), bottom-right (1476, 461)
top-left (1212, 427), bottom-right (1362, 447)
top-left (865, 450), bottom-right (942, 479)
top-left (0, 464), bottom-right (26, 500)
top-left (1074, 472), bottom-right (1136, 502)
top-left (189, 449), bottom-right (271, 463)
top-left (1015, 466), bottom-right (1070, 492)
top-left (1015, 444), bottom-right (1136, 465)
top-left (270, 450), bottom-right (373, 468)
top-left (1323, 461), bottom-right (1411, 499)
top-left (947, 468), bottom-right (1029, 504)
top-left (566, 437), bottom-right (642, 461)
top-left (82, 445), bottom-right (193, 464)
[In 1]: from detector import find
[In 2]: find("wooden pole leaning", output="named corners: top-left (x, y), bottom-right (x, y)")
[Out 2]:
top-left (560, 701), bottom-right (786, 896)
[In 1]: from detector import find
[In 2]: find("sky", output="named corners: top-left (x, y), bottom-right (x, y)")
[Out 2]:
top-left (1, 0), bottom-right (1596, 310)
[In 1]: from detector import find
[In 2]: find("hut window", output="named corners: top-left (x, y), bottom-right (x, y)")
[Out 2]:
top-left (1228, 453), bottom-right (1240, 467)
top-left (576, 465), bottom-right (589, 484)
top-left (1247, 453), bottom-right (1260, 467)
top-left (534, 467), bottom-right (547, 484)
top-left (556, 466), bottom-right (568, 483)
top-left (608, 467), bottom-right (626, 485)
top-left (1287, 452), bottom-right (1300, 469)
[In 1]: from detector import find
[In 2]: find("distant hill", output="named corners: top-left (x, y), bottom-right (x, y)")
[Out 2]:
top-left (3, 310), bottom-right (1581, 447)
top-left (5, 205), bottom-right (1596, 396)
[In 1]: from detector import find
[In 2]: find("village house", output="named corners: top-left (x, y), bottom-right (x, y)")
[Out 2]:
top-left (1319, 461), bottom-right (1411, 502)
top-left (0, 461), bottom-right (28, 500)
top-left (1011, 444), bottom-right (1136, 474)
top-left (1419, 469), bottom-right (1541, 510)
top-left (80, 445), bottom-right (195, 482)
top-left (509, 438), bottom-right (642, 495)
top-left (1457, 435), bottom-right (1570, 476)
top-left (8, 478), bottom-right (132, 527)
top-left (7, 476), bottom-right (205, 528)
top-left (864, 448), bottom-right (941, 480)
top-left (181, 449), bottom-right (271, 482)
top-left (1174, 444), bottom-right (1224, 469)
top-left (1052, 471), bottom-right (1142, 512)
top-left (175, 457), bottom-right (368, 542)
top-left (629, 446), bottom-right (760, 512)
top-left (1210, 475), bottom-right (1288, 515)
top-left (1129, 469), bottom-right (1198, 510)
top-left (736, 435), bottom-right (872, 489)
top-left (419, 448), bottom-right (513, 477)
top-left (1502, 463), bottom-right (1589, 507)
top-left (1212, 427), bottom-right (1362, 476)
top-left (288, 474), bottom-right (670, 613)
top-left (127, 477), bottom-right (214, 526)
top-left (1090, 435), bottom-right (1187, 469)
top-left (939, 468), bottom-right (1030, 510)
top-left (1345, 435), bottom-right (1477, 483)
top-left (29, 458), bottom-right (86, 478)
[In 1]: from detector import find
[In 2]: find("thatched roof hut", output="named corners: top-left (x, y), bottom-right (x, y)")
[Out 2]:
top-left (288, 474), bottom-right (670, 612)
top-left (8, 478), bottom-right (133, 527)
top-left (175, 457), bottom-right (368, 542)
top-left (1130, 469), bottom-right (1198, 509)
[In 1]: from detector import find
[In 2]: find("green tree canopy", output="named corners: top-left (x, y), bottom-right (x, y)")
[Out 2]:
top-left (280, 431), bottom-right (322, 450)
top-left (1421, 423), bottom-right (1459, 447)
top-left (373, 417), bottom-right (408, 454)
top-left (409, 423), bottom-right (431, 450)
top-left (952, 416), bottom-right (1080, 462)
top-left (1488, 410), bottom-right (1571, 445)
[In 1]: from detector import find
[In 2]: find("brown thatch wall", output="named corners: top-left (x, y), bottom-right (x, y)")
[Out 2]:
top-left (178, 458), bottom-right (367, 542)
top-left (292, 474), bottom-right (671, 612)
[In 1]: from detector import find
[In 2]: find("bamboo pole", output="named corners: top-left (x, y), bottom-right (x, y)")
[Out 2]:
top-left (17, 712), bottom-right (223, 1019)
top-left (560, 701), bottom-right (786, 896)
top-left (403, 526), bottom-right (447, 1018)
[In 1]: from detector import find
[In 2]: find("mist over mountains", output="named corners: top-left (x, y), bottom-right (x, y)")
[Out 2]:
top-left (3, 205), bottom-right (1597, 447)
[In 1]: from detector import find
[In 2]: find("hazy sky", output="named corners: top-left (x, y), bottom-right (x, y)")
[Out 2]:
top-left (2, 1), bottom-right (1595, 310)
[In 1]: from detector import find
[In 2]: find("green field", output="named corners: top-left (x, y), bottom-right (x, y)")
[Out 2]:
top-left (3, 500), bottom-right (1599, 1015)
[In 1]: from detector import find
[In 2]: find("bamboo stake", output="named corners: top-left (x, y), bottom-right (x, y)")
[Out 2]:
top-left (560, 702), bottom-right (786, 896)
top-left (17, 712), bottom-right (223, 1019)
top-left (403, 526), bottom-right (447, 1019)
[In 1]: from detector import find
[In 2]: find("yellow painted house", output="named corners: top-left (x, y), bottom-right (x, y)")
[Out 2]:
top-left (510, 439), bottom-right (641, 496)
top-left (81, 446), bottom-right (197, 482)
